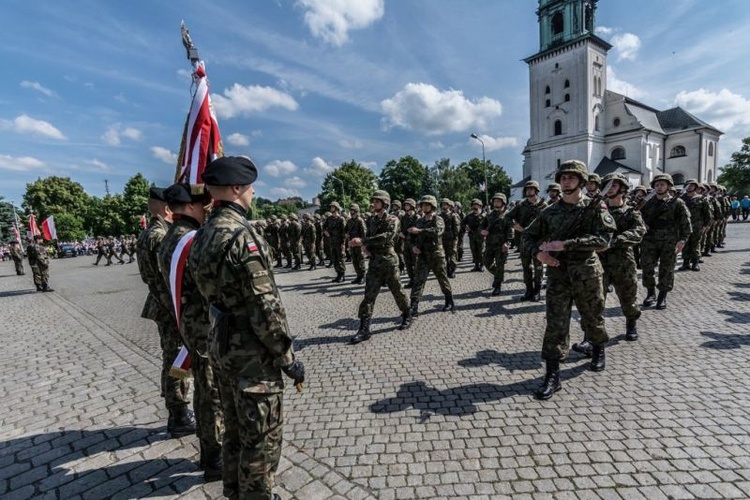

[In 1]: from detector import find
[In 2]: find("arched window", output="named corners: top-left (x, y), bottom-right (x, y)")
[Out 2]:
top-left (594, 114), bottom-right (600, 131)
top-left (552, 12), bottom-right (564, 35)
top-left (669, 145), bottom-right (686, 158)
top-left (564, 93), bottom-right (570, 102)
top-left (613, 117), bottom-right (621, 127)
top-left (545, 85), bottom-right (550, 94)
top-left (564, 79), bottom-right (570, 88)
top-left (554, 120), bottom-right (562, 136)
top-left (672, 173), bottom-right (685, 185)
top-left (597, 77), bottom-right (602, 96)
top-left (545, 99), bottom-right (551, 107)
top-left (708, 143), bottom-right (714, 156)
top-left (611, 147), bottom-right (626, 160)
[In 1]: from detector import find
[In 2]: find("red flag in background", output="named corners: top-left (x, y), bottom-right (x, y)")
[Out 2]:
top-left (140, 214), bottom-right (147, 229)
top-left (41, 215), bottom-right (57, 240)
top-left (28, 214), bottom-right (40, 240)
top-left (12, 224), bottom-right (21, 244)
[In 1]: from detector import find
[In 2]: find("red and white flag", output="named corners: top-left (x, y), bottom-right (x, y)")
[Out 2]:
top-left (28, 214), bottom-right (40, 240)
top-left (12, 224), bottom-right (21, 244)
top-left (140, 213), bottom-right (147, 229)
top-left (41, 215), bottom-right (57, 240)
top-left (169, 230), bottom-right (197, 327)
top-left (169, 346), bottom-right (192, 379)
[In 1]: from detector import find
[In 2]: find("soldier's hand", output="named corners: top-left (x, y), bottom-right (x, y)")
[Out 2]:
top-left (480, 230), bottom-right (489, 237)
top-left (408, 227), bottom-right (420, 234)
top-left (675, 241), bottom-right (685, 254)
top-left (349, 238), bottom-right (362, 247)
top-left (540, 240), bottom-right (564, 252)
top-left (536, 251), bottom-right (560, 267)
top-left (513, 223), bottom-right (524, 232)
top-left (412, 247), bottom-right (421, 255)
top-left (502, 243), bottom-right (509, 253)
top-left (282, 360), bottom-right (305, 385)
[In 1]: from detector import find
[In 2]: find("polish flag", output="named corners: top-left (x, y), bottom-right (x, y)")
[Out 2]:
top-left (41, 215), bottom-right (57, 241)
top-left (169, 346), bottom-right (192, 379)
top-left (140, 214), bottom-right (148, 229)
top-left (28, 214), bottom-right (41, 239)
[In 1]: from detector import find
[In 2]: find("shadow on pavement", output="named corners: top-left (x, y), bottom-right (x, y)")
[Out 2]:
top-left (458, 349), bottom-right (542, 372)
top-left (700, 331), bottom-right (750, 350)
top-left (0, 288), bottom-right (39, 298)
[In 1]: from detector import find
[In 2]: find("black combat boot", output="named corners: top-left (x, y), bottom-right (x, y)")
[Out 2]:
top-left (691, 259), bottom-right (701, 272)
top-left (349, 318), bottom-right (371, 344)
top-left (702, 249), bottom-right (711, 257)
top-left (590, 345), bottom-right (606, 372)
top-left (167, 409), bottom-right (175, 434)
top-left (42, 284), bottom-right (54, 292)
top-left (642, 287), bottom-right (656, 307)
top-left (398, 310), bottom-right (412, 330)
top-left (410, 299), bottom-right (420, 318)
top-left (535, 359), bottom-right (561, 400)
top-left (275, 258), bottom-right (283, 268)
top-left (532, 284), bottom-right (542, 301)
top-left (572, 340), bottom-right (593, 357)
top-left (284, 262), bottom-right (292, 268)
top-left (519, 287), bottom-right (534, 301)
top-left (491, 284), bottom-right (502, 296)
top-left (332, 272), bottom-right (344, 283)
top-left (442, 293), bottom-right (455, 312)
top-left (352, 275), bottom-right (364, 285)
top-left (36, 284), bottom-right (43, 292)
top-left (655, 290), bottom-right (668, 310)
top-left (478, 264), bottom-right (484, 272)
top-left (170, 406), bottom-right (196, 438)
top-left (625, 318), bottom-right (638, 341)
top-left (678, 260), bottom-right (690, 271)
top-left (203, 449), bottom-right (223, 482)
top-left (404, 280), bottom-right (413, 289)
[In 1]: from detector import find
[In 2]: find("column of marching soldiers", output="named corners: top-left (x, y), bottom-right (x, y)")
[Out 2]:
top-left (132, 156), bottom-right (733, 500)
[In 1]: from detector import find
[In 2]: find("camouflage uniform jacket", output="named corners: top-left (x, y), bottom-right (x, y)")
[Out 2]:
top-left (641, 195), bottom-right (692, 243)
top-left (287, 220), bottom-right (302, 243)
top-left (157, 215), bottom-right (209, 354)
top-left (136, 216), bottom-right (173, 321)
top-left (481, 209), bottom-right (513, 247)
top-left (278, 223), bottom-right (289, 246)
top-left (27, 243), bottom-right (49, 267)
top-left (709, 196), bottom-right (723, 221)
top-left (324, 214), bottom-right (346, 245)
top-left (507, 198), bottom-right (548, 229)
top-left (413, 214), bottom-right (445, 255)
top-left (10, 245), bottom-right (24, 262)
top-left (523, 195), bottom-right (616, 280)
top-left (301, 220), bottom-right (316, 245)
top-left (314, 219), bottom-right (323, 244)
top-left (400, 210), bottom-right (419, 248)
top-left (598, 204), bottom-right (646, 274)
top-left (461, 211), bottom-right (485, 237)
top-left (189, 202), bottom-right (294, 393)
top-left (345, 215), bottom-right (367, 241)
top-left (264, 223), bottom-right (279, 249)
top-left (439, 211), bottom-right (460, 242)
top-left (363, 212), bottom-right (399, 256)
top-left (682, 194), bottom-right (712, 231)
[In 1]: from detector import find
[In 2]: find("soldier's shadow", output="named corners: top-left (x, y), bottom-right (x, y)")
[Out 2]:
top-left (700, 331), bottom-right (750, 350)
top-left (0, 288), bottom-right (39, 298)
top-left (0, 426), bottom-right (205, 498)
top-left (718, 310), bottom-right (750, 324)
top-left (458, 349), bottom-right (542, 372)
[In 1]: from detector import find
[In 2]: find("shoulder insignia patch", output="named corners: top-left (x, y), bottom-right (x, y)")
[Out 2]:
top-left (604, 215), bottom-right (614, 224)
top-left (247, 241), bottom-right (258, 252)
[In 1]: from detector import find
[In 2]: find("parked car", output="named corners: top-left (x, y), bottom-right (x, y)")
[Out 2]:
top-left (59, 244), bottom-right (77, 258)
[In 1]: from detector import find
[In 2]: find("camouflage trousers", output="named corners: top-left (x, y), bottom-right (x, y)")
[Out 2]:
top-left (315, 239), bottom-right (324, 263)
top-left (520, 243), bottom-right (543, 292)
top-left (469, 234), bottom-right (484, 265)
top-left (601, 250), bottom-right (641, 321)
top-left (681, 228), bottom-right (703, 262)
top-left (457, 234), bottom-right (464, 262)
top-left (193, 354), bottom-right (223, 456)
top-left (411, 250), bottom-right (452, 303)
top-left (707, 223), bottom-right (720, 249)
top-left (542, 268), bottom-right (608, 360)
top-left (289, 241), bottom-right (302, 267)
top-left (106, 251), bottom-right (124, 265)
top-left (358, 253), bottom-right (409, 319)
top-left (351, 246), bottom-right (366, 278)
top-left (640, 238), bottom-right (677, 292)
top-left (13, 258), bottom-right (25, 275)
top-left (330, 241), bottom-right (346, 274)
top-left (442, 238), bottom-right (457, 276)
top-left (403, 244), bottom-right (416, 283)
top-left (218, 376), bottom-right (283, 500)
top-left (30, 264), bottom-right (49, 287)
top-left (156, 319), bottom-right (190, 410)
top-left (719, 217), bottom-right (728, 243)
top-left (483, 244), bottom-right (507, 287)
top-left (394, 238), bottom-right (405, 273)
top-left (303, 240), bottom-right (316, 266)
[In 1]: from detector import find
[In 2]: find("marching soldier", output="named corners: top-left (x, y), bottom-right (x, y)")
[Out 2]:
top-left (439, 199), bottom-right (460, 279)
top-left (324, 202), bottom-right (347, 282)
top-left (585, 173), bottom-right (601, 198)
top-left (680, 179), bottom-right (712, 271)
top-left (9, 240), bottom-right (25, 276)
top-left (301, 213), bottom-right (317, 270)
top-left (264, 215), bottom-right (281, 267)
top-left (93, 237), bottom-right (107, 266)
top-left (508, 180), bottom-right (548, 301)
top-left (189, 156), bottom-right (304, 500)
top-left (287, 213), bottom-right (302, 270)
top-left (106, 236), bottom-right (125, 265)
top-left (314, 214), bottom-right (325, 265)
top-left (481, 193), bottom-right (513, 296)
top-left (390, 200), bottom-right (406, 274)
top-left (546, 183), bottom-right (561, 204)
top-left (400, 198), bottom-right (419, 288)
top-left (27, 234), bottom-right (53, 292)
top-left (454, 201), bottom-right (465, 262)
top-left (461, 199), bottom-right (486, 272)
top-left (345, 204), bottom-right (367, 284)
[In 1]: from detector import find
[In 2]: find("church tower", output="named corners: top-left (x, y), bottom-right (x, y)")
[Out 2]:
top-left (522, 0), bottom-right (612, 186)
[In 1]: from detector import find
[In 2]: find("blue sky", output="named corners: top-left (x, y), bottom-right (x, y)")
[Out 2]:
top-left (2, 0), bottom-right (749, 205)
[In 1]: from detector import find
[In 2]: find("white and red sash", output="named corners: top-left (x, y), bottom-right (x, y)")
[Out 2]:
top-left (168, 230), bottom-right (196, 378)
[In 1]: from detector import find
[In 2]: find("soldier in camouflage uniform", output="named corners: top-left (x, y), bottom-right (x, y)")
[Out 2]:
top-left (349, 191), bottom-right (412, 344)
top-left (93, 237), bottom-right (107, 266)
top-left (523, 160), bottom-right (616, 400)
top-left (10, 240), bottom-right (25, 275)
top-left (508, 180), bottom-right (548, 301)
top-left (717, 185), bottom-right (731, 248)
top-left (696, 184), bottom-right (714, 257)
top-left (390, 200), bottom-right (406, 274)
top-left (454, 201), bottom-right (464, 262)
top-left (680, 179), bottom-right (712, 271)
top-left (481, 193), bottom-right (513, 296)
top-left (106, 236), bottom-right (125, 265)
top-left (584, 173), bottom-right (601, 198)
top-left (461, 198), bottom-right (486, 272)
top-left (704, 183), bottom-right (723, 256)
top-left (640, 173), bottom-right (692, 310)
top-left (346, 203), bottom-right (367, 284)
top-left (400, 198), bottom-right (419, 288)
top-left (408, 195), bottom-right (455, 316)
top-left (301, 213), bottom-right (317, 270)
top-left (439, 199), bottom-right (460, 279)
top-left (190, 157), bottom-right (304, 500)
top-left (313, 214), bottom-right (324, 264)
top-left (157, 183), bottom-right (223, 482)
top-left (287, 213), bottom-right (302, 270)
top-left (264, 215), bottom-right (281, 268)
top-left (277, 216), bottom-right (291, 268)
top-left (546, 183), bottom-right (561, 205)
top-left (324, 202), bottom-right (347, 282)
top-left (27, 234), bottom-right (52, 291)
top-left (629, 185), bottom-right (648, 269)
top-left (136, 187), bottom-right (195, 437)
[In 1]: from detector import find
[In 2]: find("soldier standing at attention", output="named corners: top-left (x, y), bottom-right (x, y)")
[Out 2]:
top-left (346, 203), bottom-right (367, 284)
top-left (400, 198), bottom-right (419, 288)
top-left (349, 190), bottom-right (412, 344)
top-left (301, 213), bottom-right (318, 271)
top-left (523, 160), bottom-right (616, 400)
top-left (10, 240), bottom-right (25, 275)
top-left (585, 173), bottom-right (601, 198)
top-left (390, 200), bottom-right (406, 275)
top-left (287, 213), bottom-right (302, 270)
top-left (462, 199), bottom-right (486, 272)
top-left (481, 193), bottom-right (513, 296)
top-left (324, 202), bottom-right (347, 282)
top-left (27, 234), bottom-right (53, 291)
top-left (408, 195), bottom-right (454, 316)
top-left (136, 187), bottom-right (195, 438)
top-left (546, 183), bottom-right (561, 205)
top-left (264, 215), bottom-right (281, 268)
top-left (454, 201), bottom-right (464, 263)
top-left (189, 156), bottom-right (304, 500)
top-left (640, 174), bottom-right (692, 310)
top-left (313, 214), bottom-right (324, 265)
top-left (508, 180), bottom-right (547, 301)
top-left (680, 179), bottom-right (712, 272)
top-left (157, 183), bottom-right (223, 482)
top-left (277, 216), bottom-right (291, 268)
top-left (439, 199), bottom-right (460, 279)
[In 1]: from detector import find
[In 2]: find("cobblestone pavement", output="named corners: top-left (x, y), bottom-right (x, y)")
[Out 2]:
top-left (1, 221), bottom-right (749, 499)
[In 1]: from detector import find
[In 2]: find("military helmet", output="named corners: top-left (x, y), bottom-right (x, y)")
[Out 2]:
top-left (588, 173), bottom-right (601, 185)
top-left (269, 214), bottom-right (278, 221)
top-left (404, 198), bottom-right (416, 208)
top-left (708, 182), bottom-right (718, 189)
top-left (471, 198), bottom-right (482, 207)
top-left (280, 214), bottom-right (288, 221)
top-left (633, 185), bottom-right (648, 194)
top-left (329, 201), bottom-right (342, 211)
top-left (546, 183), bottom-right (561, 193)
top-left (454, 201), bottom-right (462, 209)
top-left (601, 172), bottom-right (629, 192)
top-left (554, 160), bottom-right (589, 184)
top-left (349, 203), bottom-right (360, 212)
top-left (288, 213), bottom-right (298, 221)
top-left (370, 189), bottom-right (391, 207)
top-left (391, 199), bottom-right (402, 208)
top-left (419, 195), bottom-right (438, 209)
top-left (302, 213), bottom-right (311, 219)
top-left (524, 180), bottom-right (540, 192)
top-left (314, 213), bottom-right (321, 220)
top-left (440, 198), bottom-right (454, 207)
top-left (651, 173), bottom-right (674, 188)
top-left (491, 193), bottom-right (507, 205)
top-left (684, 178), bottom-right (700, 188)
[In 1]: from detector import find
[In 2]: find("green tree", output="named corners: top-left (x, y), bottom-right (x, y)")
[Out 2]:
top-left (121, 173), bottom-right (152, 234)
top-left (23, 176), bottom-right (91, 221)
top-left (0, 197), bottom-right (20, 241)
top-left (54, 213), bottom-right (86, 241)
top-left (378, 156), bottom-right (426, 201)
top-left (88, 194), bottom-right (126, 236)
top-left (718, 137), bottom-right (750, 194)
top-left (460, 157), bottom-right (513, 204)
top-left (318, 160), bottom-right (378, 212)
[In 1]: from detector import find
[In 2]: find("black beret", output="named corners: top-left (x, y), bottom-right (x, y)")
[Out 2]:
top-left (149, 186), bottom-right (167, 201)
top-left (163, 183), bottom-right (207, 204)
top-left (201, 156), bottom-right (258, 186)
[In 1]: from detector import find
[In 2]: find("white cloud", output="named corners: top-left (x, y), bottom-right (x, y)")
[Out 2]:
top-left (339, 138), bottom-right (362, 149)
top-left (102, 124), bottom-right (142, 146)
top-left (122, 127), bottom-right (142, 140)
top-left (380, 83), bottom-right (502, 136)
top-left (360, 161), bottom-right (377, 171)
top-left (176, 68), bottom-right (192, 83)
top-left (297, 0), bottom-right (384, 46)
top-left (151, 146), bottom-right (177, 164)
top-left (0, 114), bottom-right (66, 140)
top-left (264, 160), bottom-right (298, 177)
top-left (429, 141), bottom-right (445, 149)
top-left (674, 88), bottom-right (750, 132)
top-left (611, 32), bottom-right (641, 62)
top-left (212, 84), bottom-right (298, 119)
top-left (607, 67), bottom-right (644, 99)
top-left (226, 133), bottom-right (251, 147)
top-left (470, 134), bottom-right (519, 152)
top-left (306, 156), bottom-right (335, 176)
top-left (0, 154), bottom-right (45, 172)
top-left (286, 176), bottom-right (308, 189)
top-left (20, 80), bottom-right (56, 97)
top-left (595, 26), bottom-right (614, 36)
top-left (270, 187), bottom-right (301, 198)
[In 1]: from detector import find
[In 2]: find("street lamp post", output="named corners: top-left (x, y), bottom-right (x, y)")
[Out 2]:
top-left (331, 175), bottom-right (345, 203)
top-left (470, 133), bottom-right (488, 206)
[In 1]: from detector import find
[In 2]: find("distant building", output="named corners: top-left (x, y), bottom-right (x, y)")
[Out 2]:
top-left (516, 0), bottom-right (722, 200)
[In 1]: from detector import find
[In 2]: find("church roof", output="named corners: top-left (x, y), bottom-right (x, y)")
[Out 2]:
top-left (511, 175), bottom-right (532, 188)
top-left (624, 102), bottom-right (665, 134)
top-left (594, 157), bottom-right (641, 176)
top-left (657, 107), bottom-right (723, 134)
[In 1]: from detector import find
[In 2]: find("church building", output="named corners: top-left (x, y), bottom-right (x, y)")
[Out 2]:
top-left (516, 0), bottom-right (722, 199)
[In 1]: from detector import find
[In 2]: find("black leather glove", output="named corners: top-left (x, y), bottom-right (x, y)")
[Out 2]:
top-left (281, 360), bottom-right (305, 384)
